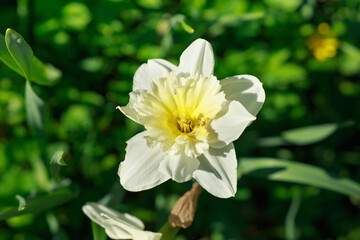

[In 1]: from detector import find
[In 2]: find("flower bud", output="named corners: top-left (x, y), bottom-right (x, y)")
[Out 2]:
top-left (168, 183), bottom-right (202, 229)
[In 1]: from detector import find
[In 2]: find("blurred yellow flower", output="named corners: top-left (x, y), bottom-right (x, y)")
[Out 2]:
top-left (307, 23), bottom-right (339, 61)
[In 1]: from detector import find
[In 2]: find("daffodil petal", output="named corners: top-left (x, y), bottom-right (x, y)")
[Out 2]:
top-left (193, 144), bottom-right (237, 198)
top-left (117, 91), bottom-right (142, 124)
top-left (210, 101), bottom-right (256, 147)
top-left (104, 217), bottom-right (162, 240)
top-left (118, 131), bottom-right (170, 191)
top-left (177, 38), bottom-right (214, 77)
top-left (82, 203), bottom-right (133, 239)
top-left (220, 75), bottom-right (265, 116)
top-left (133, 59), bottom-right (176, 91)
top-left (102, 217), bottom-right (162, 240)
top-left (159, 154), bottom-right (200, 183)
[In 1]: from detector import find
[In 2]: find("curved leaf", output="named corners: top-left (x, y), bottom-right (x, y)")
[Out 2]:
top-left (0, 188), bottom-right (78, 221)
top-left (281, 123), bottom-right (338, 145)
top-left (0, 31), bottom-right (61, 86)
top-left (5, 28), bottom-right (33, 79)
top-left (25, 80), bottom-right (45, 133)
top-left (15, 195), bottom-right (26, 211)
top-left (239, 158), bottom-right (360, 198)
top-left (50, 150), bottom-right (66, 184)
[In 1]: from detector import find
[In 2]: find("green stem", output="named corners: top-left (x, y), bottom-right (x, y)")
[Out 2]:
top-left (159, 221), bottom-right (180, 240)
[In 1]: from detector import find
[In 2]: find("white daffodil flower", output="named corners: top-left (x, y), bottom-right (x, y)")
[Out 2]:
top-left (82, 202), bottom-right (162, 240)
top-left (117, 38), bottom-right (265, 198)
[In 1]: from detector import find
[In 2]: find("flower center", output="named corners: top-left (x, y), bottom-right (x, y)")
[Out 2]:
top-left (174, 113), bottom-right (210, 134)
top-left (175, 114), bottom-right (194, 133)
top-left (133, 71), bottom-right (226, 157)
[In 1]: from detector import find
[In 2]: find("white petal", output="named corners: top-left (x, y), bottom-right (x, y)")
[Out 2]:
top-left (220, 75), bottom-right (265, 116)
top-left (117, 91), bottom-right (143, 124)
top-left (104, 217), bottom-right (162, 240)
top-left (176, 39), bottom-right (214, 77)
top-left (159, 153), bottom-right (200, 183)
top-left (133, 59), bottom-right (176, 91)
top-left (193, 144), bottom-right (237, 198)
top-left (210, 101), bottom-right (256, 147)
top-left (118, 131), bottom-right (170, 191)
top-left (82, 203), bottom-right (133, 239)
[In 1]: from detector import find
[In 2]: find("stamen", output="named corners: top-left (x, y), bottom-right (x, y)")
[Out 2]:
top-left (175, 114), bottom-right (209, 134)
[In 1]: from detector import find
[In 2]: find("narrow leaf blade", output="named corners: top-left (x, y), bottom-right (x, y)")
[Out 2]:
top-left (239, 158), bottom-right (360, 198)
top-left (25, 80), bottom-right (45, 133)
top-left (15, 195), bottom-right (26, 211)
top-left (0, 188), bottom-right (78, 221)
top-left (281, 123), bottom-right (337, 145)
top-left (50, 150), bottom-right (66, 184)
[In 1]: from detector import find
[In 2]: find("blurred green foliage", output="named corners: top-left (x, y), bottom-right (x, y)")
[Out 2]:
top-left (0, 0), bottom-right (360, 239)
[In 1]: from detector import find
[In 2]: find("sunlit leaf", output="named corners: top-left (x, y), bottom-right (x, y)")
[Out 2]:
top-left (50, 150), bottom-right (66, 184)
top-left (0, 33), bottom-right (25, 76)
top-left (239, 158), bottom-right (360, 198)
top-left (15, 195), bottom-right (26, 211)
top-left (5, 28), bottom-right (33, 79)
top-left (0, 188), bottom-right (78, 221)
top-left (281, 123), bottom-right (337, 145)
top-left (0, 31), bottom-right (61, 86)
top-left (285, 196), bottom-right (301, 240)
top-left (170, 14), bottom-right (195, 34)
top-left (25, 80), bottom-right (45, 134)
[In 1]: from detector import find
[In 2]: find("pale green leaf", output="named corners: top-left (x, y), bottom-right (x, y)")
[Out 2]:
top-left (281, 123), bottom-right (337, 145)
top-left (0, 188), bottom-right (78, 221)
top-left (25, 80), bottom-right (45, 133)
top-left (0, 33), bottom-right (25, 76)
top-left (5, 28), bottom-right (33, 79)
top-left (50, 150), bottom-right (66, 184)
top-left (15, 195), bottom-right (26, 211)
top-left (285, 196), bottom-right (301, 240)
top-left (0, 32), bottom-right (61, 86)
top-left (239, 158), bottom-right (360, 198)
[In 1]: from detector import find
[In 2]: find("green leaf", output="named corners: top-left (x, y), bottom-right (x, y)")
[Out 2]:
top-left (15, 195), bottom-right (26, 211)
top-left (0, 31), bottom-right (61, 86)
top-left (50, 150), bottom-right (66, 184)
top-left (259, 122), bottom-right (354, 147)
top-left (285, 196), bottom-right (301, 240)
top-left (0, 188), bottom-right (78, 221)
top-left (239, 158), bottom-right (360, 198)
top-left (281, 123), bottom-right (337, 145)
top-left (0, 33), bottom-right (25, 76)
top-left (170, 15), bottom-right (194, 34)
top-left (5, 28), bottom-right (33, 79)
top-left (91, 221), bottom-right (107, 240)
top-left (25, 80), bottom-right (45, 134)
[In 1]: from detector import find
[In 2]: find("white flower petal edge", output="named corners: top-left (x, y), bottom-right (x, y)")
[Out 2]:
top-left (159, 154), bottom-right (200, 183)
top-left (102, 215), bottom-right (162, 240)
top-left (133, 59), bottom-right (176, 91)
top-left (117, 91), bottom-right (142, 124)
top-left (118, 131), bottom-right (170, 191)
top-left (220, 75), bottom-right (265, 117)
top-left (176, 38), bottom-right (215, 77)
top-left (193, 143), bottom-right (237, 198)
top-left (209, 101), bottom-right (256, 148)
top-left (82, 202), bottom-right (161, 240)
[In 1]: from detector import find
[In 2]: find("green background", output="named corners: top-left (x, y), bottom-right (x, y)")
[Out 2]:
top-left (0, 0), bottom-right (360, 239)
